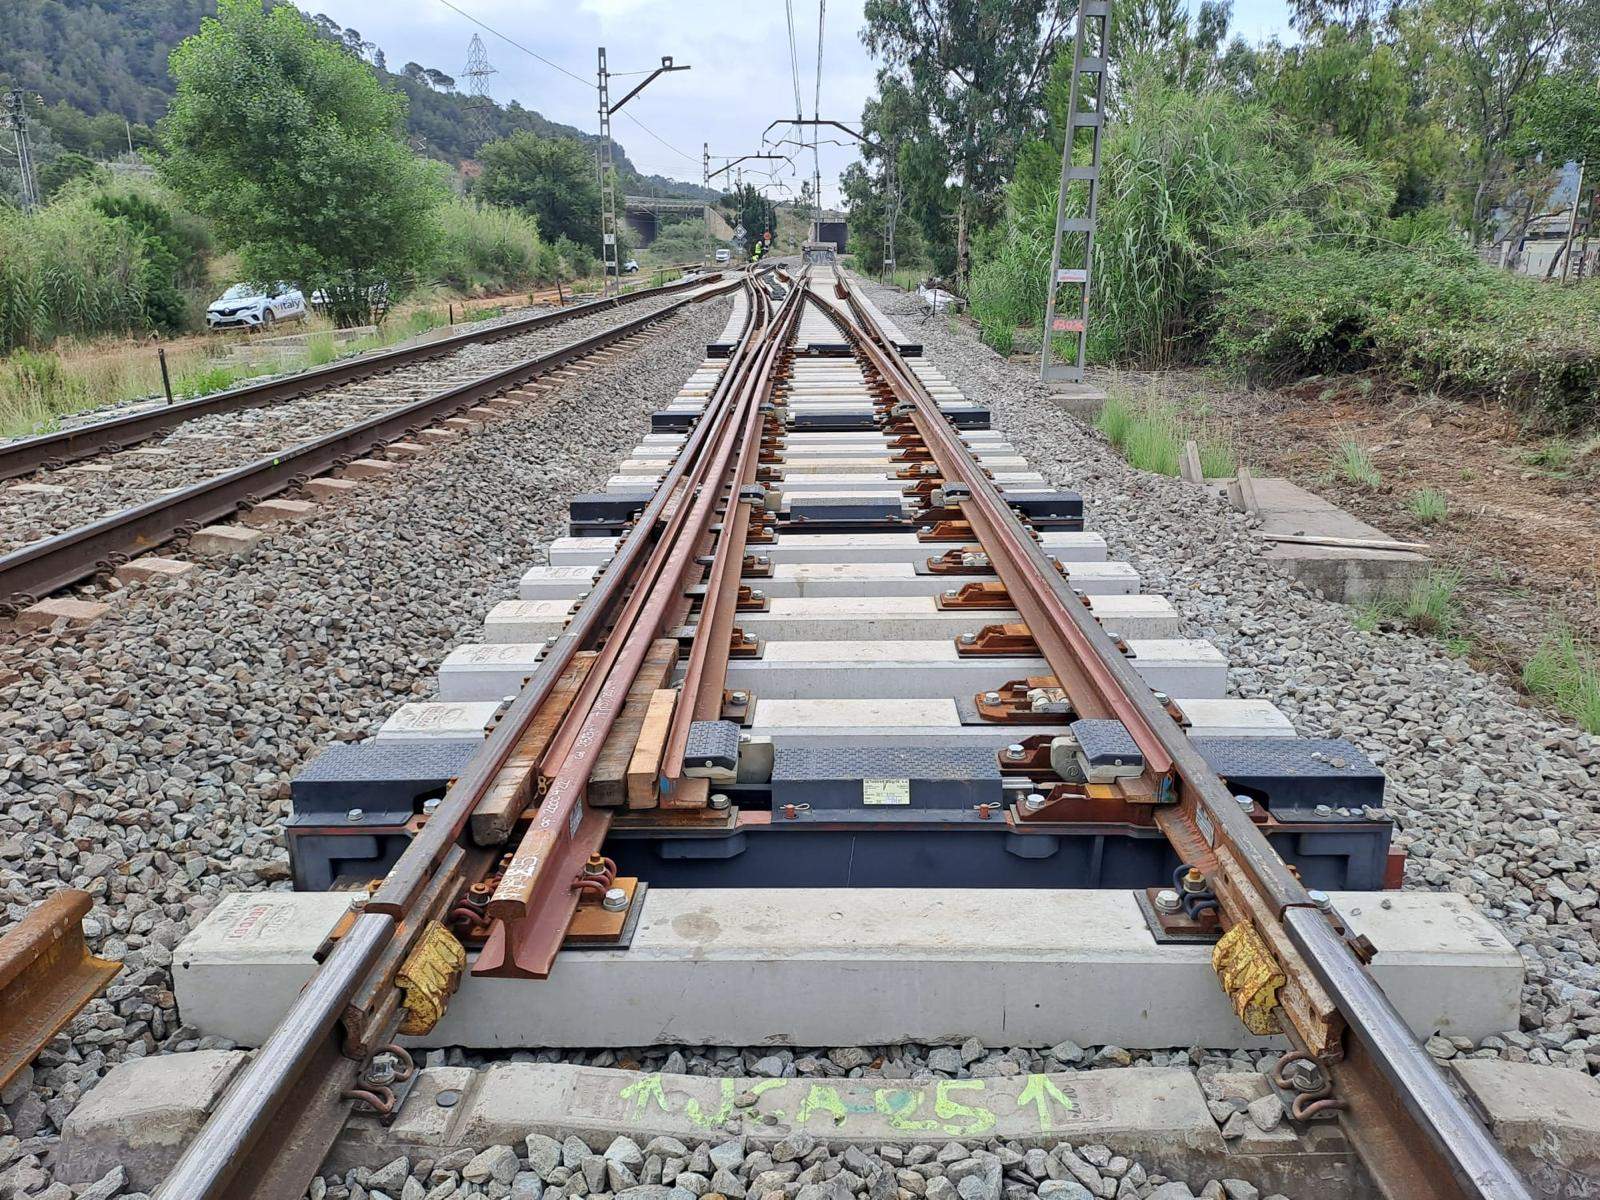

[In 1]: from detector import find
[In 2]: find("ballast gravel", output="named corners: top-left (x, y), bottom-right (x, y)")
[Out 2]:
top-left (294, 1134), bottom-right (1289, 1200)
top-left (852, 275), bottom-right (1600, 1078)
top-left (0, 298), bottom-right (731, 1192)
top-left (0, 289), bottom-right (698, 551)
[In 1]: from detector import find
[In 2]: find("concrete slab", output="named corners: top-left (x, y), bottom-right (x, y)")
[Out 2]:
top-left (549, 536), bottom-right (620, 567)
top-left (113, 556), bottom-right (197, 587)
top-left (169, 888), bottom-right (1519, 1052)
top-left (758, 561), bottom-right (1138, 598)
top-left (720, 638), bottom-right (1227, 700)
top-left (303, 476), bottom-right (360, 501)
top-left (762, 532), bottom-right (1108, 565)
top-left (54, 1049), bottom-right (249, 1191)
top-left (340, 458), bottom-right (403, 480)
top-left (484, 599), bottom-right (572, 643)
top-left (375, 700), bottom-right (500, 741)
top-left (239, 497), bottom-right (317, 526)
top-left (15, 597), bottom-right (111, 630)
top-left (438, 642), bottom-right (544, 701)
top-left (1237, 477), bottom-right (1430, 605)
top-left (738, 595), bottom-right (1180, 641)
top-left (517, 564), bottom-right (600, 601)
top-left (187, 525), bottom-right (265, 555)
top-left (1453, 1059), bottom-right (1600, 1182)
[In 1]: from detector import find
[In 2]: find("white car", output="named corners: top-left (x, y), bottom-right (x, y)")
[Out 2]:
top-left (714, 248), bottom-right (731, 263)
top-left (205, 283), bottom-right (308, 331)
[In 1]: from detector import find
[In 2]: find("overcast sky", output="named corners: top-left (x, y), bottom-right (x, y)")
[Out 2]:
top-left (309, 0), bottom-right (1295, 206)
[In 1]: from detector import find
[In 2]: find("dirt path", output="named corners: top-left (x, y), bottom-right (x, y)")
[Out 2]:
top-left (1098, 366), bottom-right (1600, 673)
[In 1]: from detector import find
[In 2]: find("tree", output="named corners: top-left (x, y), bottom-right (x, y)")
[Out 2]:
top-left (722, 184), bottom-right (777, 246)
top-left (475, 131), bottom-right (601, 250)
top-left (862, 0), bottom-right (1074, 283)
top-left (37, 152), bottom-right (104, 201)
top-left (160, 0), bottom-right (444, 326)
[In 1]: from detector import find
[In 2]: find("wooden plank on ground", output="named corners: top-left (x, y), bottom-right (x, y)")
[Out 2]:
top-left (626, 689), bottom-right (678, 809)
top-left (1235, 465), bottom-right (1261, 517)
top-left (470, 652), bottom-right (597, 845)
top-left (1261, 532), bottom-right (1428, 553)
top-left (589, 640), bottom-right (681, 809)
top-left (1180, 440), bottom-right (1204, 484)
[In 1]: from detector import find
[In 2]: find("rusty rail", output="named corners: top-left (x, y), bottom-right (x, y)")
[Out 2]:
top-left (823, 274), bottom-right (1529, 1200)
top-left (0, 891), bottom-right (120, 1090)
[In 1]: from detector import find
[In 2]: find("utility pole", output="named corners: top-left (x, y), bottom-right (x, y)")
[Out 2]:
top-left (703, 142), bottom-right (712, 264)
top-left (882, 142), bottom-right (900, 281)
top-left (596, 50), bottom-right (689, 296)
top-left (4, 88), bottom-right (40, 212)
top-left (461, 33), bottom-right (497, 149)
top-left (1040, 0), bottom-right (1111, 384)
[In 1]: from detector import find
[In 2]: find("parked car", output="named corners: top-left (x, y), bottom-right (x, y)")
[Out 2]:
top-left (205, 282), bottom-right (307, 331)
top-left (622, 259), bottom-right (640, 273)
top-left (714, 248), bottom-right (731, 263)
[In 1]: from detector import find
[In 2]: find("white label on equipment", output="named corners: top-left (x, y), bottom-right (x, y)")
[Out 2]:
top-left (862, 778), bottom-right (911, 806)
top-left (1196, 809), bottom-right (1214, 846)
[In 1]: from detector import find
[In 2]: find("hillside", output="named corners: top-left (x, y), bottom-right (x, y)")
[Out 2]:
top-left (0, 0), bottom-right (715, 199)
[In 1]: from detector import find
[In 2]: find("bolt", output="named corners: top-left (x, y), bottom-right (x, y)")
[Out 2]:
top-left (1155, 889), bottom-right (1182, 914)
top-left (347, 808), bottom-right (364, 822)
top-left (1235, 794), bottom-right (1256, 813)
top-left (709, 793), bottom-right (731, 810)
top-left (1182, 868), bottom-right (1208, 894)
top-left (1284, 1059), bottom-right (1323, 1091)
top-left (944, 588), bottom-right (959, 599)
top-left (1005, 743), bottom-right (1027, 761)
top-left (959, 632), bottom-right (977, 645)
top-left (349, 895), bottom-right (368, 911)
top-left (422, 798), bottom-right (441, 816)
top-left (1024, 793), bottom-right (1048, 812)
top-left (730, 691), bottom-right (748, 704)
top-left (751, 589), bottom-right (765, 601)
top-left (602, 887), bottom-right (628, 912)
top-left (1153, 691), bottom-right (1171, 705)
top-left (1308, 889), bottom-right (1332, 912)
top-left (983, 691), bottom-right (1001, 705)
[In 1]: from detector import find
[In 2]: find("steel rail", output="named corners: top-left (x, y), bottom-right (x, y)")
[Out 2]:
top-left (0, 283), bottom-right (737, 613)
top-left (487, 279), bottom-right (806, 935)
top-left (823, 274), bottom-right (1530, 1200)
top-left (156, 277), bottom-right (762, 1200)
top-left (0, 274), bottom-right (717, 483)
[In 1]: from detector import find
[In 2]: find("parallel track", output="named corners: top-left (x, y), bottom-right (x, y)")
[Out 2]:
top-left (0, 275), bottom-right (712, 482)
top-left (150, 267), bottom-right (1531, 1200)
top-left (0, 277), bottom-right (737, 614)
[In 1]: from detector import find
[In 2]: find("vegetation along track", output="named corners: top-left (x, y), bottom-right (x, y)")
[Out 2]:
top-left (136, 266), bottom-right (1536, 1200)
top-left (0, 274), bottom-right (736, 614)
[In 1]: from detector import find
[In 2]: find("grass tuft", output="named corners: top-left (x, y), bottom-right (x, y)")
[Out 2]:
top-left (1524, 437), bottom-right (1573, 472)
top-left (1408, 487), bottom-right (1448, 523)
top-left (1523, 628), bottom-right (1600, 734)
top-left (1336, 438), bottom-right (1382, 487)
top-left (1097, 385), bottom-right (1236, 478)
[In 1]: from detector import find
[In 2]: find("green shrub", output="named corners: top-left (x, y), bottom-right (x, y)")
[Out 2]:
top-left (431, 197), bottom-right (542, 293)
top-left (1211, 243), bottom-right (1600, 424)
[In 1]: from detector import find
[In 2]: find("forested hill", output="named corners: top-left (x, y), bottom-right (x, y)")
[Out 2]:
top-left (0, 0), bottom-right (714, 198)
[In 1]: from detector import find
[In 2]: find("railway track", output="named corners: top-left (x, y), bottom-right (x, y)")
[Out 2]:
top-left (124, 265), bottom-right (1533, 1198)
top-left (0, 273), bottom-right (736, 616)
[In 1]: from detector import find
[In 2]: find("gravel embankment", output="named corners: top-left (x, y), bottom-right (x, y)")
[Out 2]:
top-left (0, 291), bottom-right (696, 553)
top-left (854, 277), bottom-right (1600, 1077)
top-left (0, 297), bottom-right (732, 1196)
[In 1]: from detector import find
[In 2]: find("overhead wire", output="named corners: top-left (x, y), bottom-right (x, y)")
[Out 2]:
top-left (432, 0), bottom-right (698, 171)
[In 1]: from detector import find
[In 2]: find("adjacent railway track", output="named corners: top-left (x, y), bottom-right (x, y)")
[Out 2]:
top-left (143, 265), bottom-right (1532, 1199)
top-left (0, 274), bottom-right (711, 483)
top-left (0, 274), bottom-right (737, 615)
